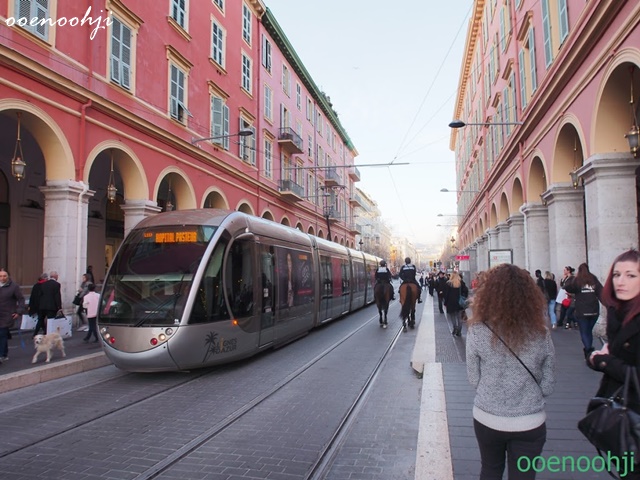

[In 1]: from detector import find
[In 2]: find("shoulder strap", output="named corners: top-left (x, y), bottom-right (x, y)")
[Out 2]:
top-left (483, 322), bottom-right (540, 387)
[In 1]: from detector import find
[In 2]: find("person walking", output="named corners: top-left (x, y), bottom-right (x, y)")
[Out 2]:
top-left (588, 249), bottom-right (640, 478)
top-left (543, 271), bottom-right (558, 329)
top-left (28, 273), bottom-right (47, 321)
top-left (0, 268), bottom-right (26, 362)
top-left (75, 273), bottom-right (90, 331)
top-left (466, 263), bottom-right (555, 480)
top-left (82, 283), bottom-right (100, 343)
top-left (435, 271), bottom-right (448, 313)
top-left (443, 271), bottom-right (468, 337)
top-left (564, 262), bottom-right (603, 360)
top-left (558, 266), bottom-right (576, 329)
top-left (34, 270), bottom-right (62, 337)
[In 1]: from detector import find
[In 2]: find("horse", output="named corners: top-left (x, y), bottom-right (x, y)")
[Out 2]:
top-left (399, 282), bottom-right (420, 332)
top-left (374, 282), bottom-right (394, 328)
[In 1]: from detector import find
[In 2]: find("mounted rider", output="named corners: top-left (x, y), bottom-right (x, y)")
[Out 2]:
top-left (399, 257), bottom-right (423, 303)
top-left (375, 260), bottom-right (395, 300)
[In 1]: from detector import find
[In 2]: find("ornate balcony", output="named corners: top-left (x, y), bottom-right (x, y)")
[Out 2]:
top-left (277, 127), bottom-right (304, 154)
top-left (349, 192), bottom-right (364, 207)
top-left (348, 166), bottom-right (361, 181)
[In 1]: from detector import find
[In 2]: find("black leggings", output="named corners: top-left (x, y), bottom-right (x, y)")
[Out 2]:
top-left (474, 419), bottom-right (546, 480)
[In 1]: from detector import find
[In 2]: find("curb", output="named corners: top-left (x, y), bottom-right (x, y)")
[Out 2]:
top-left (0, 352), bottom-right (113, 394)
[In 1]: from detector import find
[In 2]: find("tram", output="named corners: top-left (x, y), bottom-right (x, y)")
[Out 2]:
top-left (98, 209), bottom-right (380, 372)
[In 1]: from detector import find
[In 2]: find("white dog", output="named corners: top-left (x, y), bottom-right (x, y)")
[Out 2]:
top-left (32, 333), bottom-right (66, 364)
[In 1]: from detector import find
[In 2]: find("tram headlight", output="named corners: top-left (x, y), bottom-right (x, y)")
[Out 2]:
top-left (158, 333), bottom-right (166, 341)
top-left (165, 328), bottom-right (173, 336)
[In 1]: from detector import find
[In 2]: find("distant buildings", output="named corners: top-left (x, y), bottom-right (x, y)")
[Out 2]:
top-left (450, 0), bottom-right (640, 279)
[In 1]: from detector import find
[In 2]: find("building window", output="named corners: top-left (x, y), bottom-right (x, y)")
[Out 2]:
top-left (213, 0), bottom-right (223, 11)
top-left (282, 64), bottom-right (291, 96)
top-left (264, 139), bottom-right (273, 178)
top-left (241, 53), bottom-right (252, 93)
top-left (170, 64), bottom-right (189, 123)
top-left (210, 95), bottom-right (229, 149)
top-left (558, 0), bottom-right (569, 43)
top-left (528, 27), bottom-right (537, 92)
top-left (316, 112), bottom-right (322, 134)
top-left (542, 0), bottom-right (552, 67)
top-left (264, 85), bottom-right (272, 121)
top-left (262, 35), bottom-right (271, 73)
top-left (242, 3), bottom-right (251, 44)
top-left (308, 134), bottom-right (313, 158)
top-left (239, 119), bottom-right (256, 165)
top-left (170, 0), bottom-right (187, 30)
top-left (280, 104), bottom-right (290, 129)
top-left (15, 0), bottom-right (50, 40)
top-left (296, 83), bottom-right (301, 110)
top-left (306, 98), bottom-right (313, 122)
top-left (110, 17), bottom-right (132, 90)
top-left (211, 20), bottom-right (225, 67)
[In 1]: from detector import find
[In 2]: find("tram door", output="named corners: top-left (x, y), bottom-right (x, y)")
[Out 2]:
top-left (258, 245), bottom-right (275, 347)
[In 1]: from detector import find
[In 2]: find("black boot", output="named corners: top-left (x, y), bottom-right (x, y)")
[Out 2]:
top-left (583, 347), bottom-right (595, 364)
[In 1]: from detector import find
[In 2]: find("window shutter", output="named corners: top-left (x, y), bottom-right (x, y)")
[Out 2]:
top-left (222, 105), bottom-right (229, 149)
top-left (34, 0), bottom-right (48, 38)
top-left (120, 23), bottom-right (131, 89)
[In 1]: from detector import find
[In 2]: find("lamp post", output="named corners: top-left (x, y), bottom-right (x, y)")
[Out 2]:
top-left (448, 119), bottom-right (524, 129)
top-left (358, 239), bottom-right (364, 251)
top-left (440, 188), bottom-right (481, 193)
top-left (191, 129), bottom-right (254, 144)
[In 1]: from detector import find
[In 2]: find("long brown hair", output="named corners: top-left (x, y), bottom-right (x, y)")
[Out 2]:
top-left (601, 249), bottom-right (640, 326)
top-left (574, 263), bottom-right (598, 288)
top-left (468, 263), bottom-right (547, 351)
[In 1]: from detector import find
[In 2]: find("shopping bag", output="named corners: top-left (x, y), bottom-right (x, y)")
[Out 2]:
top-left (46, 314), bottom-right (72, 338)
top-left (556, 288), bottom-right (568, 304)
top-left (20, 314), bottom-right (38, 330)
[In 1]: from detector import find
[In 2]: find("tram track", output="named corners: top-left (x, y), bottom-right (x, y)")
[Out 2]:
top-left (0, 300), bottom-right (415, 480)
top-left (133, 313), bottom-right (403, 480)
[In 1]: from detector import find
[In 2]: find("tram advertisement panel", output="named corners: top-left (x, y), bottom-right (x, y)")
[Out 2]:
top-left (276, 247), bottom-right (313, 308)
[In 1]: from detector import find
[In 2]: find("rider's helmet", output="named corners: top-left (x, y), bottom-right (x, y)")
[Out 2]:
top-left (405, 257), bottom-right (411, 264)
top-left (379, 260), bottom-right (386, 267)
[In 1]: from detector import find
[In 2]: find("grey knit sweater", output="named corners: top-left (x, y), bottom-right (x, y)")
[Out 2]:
top-left (466, 323), bottom-right (556, 431)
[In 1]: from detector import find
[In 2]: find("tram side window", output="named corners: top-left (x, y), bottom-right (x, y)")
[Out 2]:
top-left (320, 255), bottom-right (332, 298)
top-left (190, 239), bottom-right (229, 323)
top-left (225, 239), bottom-right (254, 318)
top-left (341, 259), bottom-right (350, 295)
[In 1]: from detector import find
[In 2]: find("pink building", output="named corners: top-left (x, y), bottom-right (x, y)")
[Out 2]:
top-left (450, 0), bottom-right (640, 279)
top-left (0, 1), bottom-right (360, 302)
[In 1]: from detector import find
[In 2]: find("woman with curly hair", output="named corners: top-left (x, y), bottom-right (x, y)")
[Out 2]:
top-left (466, 263), bottom-right (556, 480)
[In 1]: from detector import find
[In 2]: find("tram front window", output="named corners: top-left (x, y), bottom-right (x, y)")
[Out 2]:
top-left (100, 226), bottom-right (216, 326)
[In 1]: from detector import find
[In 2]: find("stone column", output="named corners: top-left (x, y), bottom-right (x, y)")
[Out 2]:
top-left (487, 228), bottom-right (499, 252)
top-left (467, 243), bottom-right (478, 279)
top-left (120, 200), bottom-right (162, 237)
top-left (545, 184), bottom-right (586, 278)
top-left (40, 180), bottom-right (94, 313)
top-left (496, 222), bottom-right (511, 250)
top-left (520, 202), bottom-right (550, 275)
top-left (579, 153), bottom-right (640, 279)
top-left (476, 235), bottom-right (488, 272)
top-left (507, 213), bottom-right (525, 268)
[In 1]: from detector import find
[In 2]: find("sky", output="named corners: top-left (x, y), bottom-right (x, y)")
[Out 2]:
top-left (264, 0), bottom-right (472, 252)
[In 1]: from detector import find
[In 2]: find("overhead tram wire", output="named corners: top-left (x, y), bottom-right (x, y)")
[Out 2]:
top-left (390, 2), bottom-right (473, 165)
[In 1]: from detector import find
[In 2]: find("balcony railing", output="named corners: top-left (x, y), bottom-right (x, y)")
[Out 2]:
top-left (324, 166), bottom-right (341, 187)
top-left (348, 167), bottom-right (361, 181)
top-left (277, 127), bottom-right (304, 154)
top-left (279, 179), bottom-right (304, 201)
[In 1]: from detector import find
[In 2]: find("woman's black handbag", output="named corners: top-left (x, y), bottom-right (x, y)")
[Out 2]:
top-left (578, 366), bottom-right (640, 461)
top-left (72, 294), bottom-right (83, 306)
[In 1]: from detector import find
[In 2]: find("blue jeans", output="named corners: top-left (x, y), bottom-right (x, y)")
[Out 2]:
top-left (547, 300), bottom-right (557, 326)
top-left (577, 315), bottom-right (598, 350)
top-left (0, 326), bottom-right (9, 358)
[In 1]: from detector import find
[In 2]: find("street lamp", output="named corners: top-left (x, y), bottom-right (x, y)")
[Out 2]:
top-left (191, 129), bottom-right (254, 144)
top-left (440, 188), bottom-right (481, 193)
top-left (448, 119), bottom-right (524, 129)
top-left (437, 224), bottom-right (458, 227)
top-left (437, 213), bottom-right (465, 217)
top-left (358, 239), bottom-right (364, 251)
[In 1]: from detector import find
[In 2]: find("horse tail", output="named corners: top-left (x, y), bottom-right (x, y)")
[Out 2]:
top-left (400, 284), bottom-right (413, 320)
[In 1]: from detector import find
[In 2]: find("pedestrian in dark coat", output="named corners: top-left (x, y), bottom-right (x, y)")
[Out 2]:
top-left (435, 272), bottom-right (448, 313)
top-left (0, 268), bottom-right (26, 361)
top-left (34, 270), bottom-right (62, 337)
top-left (443, 272), bottom-right (469, 336)
top-left (565, 263), bottom-right (603, 359)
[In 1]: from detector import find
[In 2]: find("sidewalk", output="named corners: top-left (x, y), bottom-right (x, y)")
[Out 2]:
top-left (415, 293), bottom-right (607, 480)
top-left (0, 328), bottom-right (111, 393)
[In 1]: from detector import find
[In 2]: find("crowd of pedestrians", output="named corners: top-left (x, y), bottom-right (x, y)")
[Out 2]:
top-left (428, 248), bottom-right (640, 479)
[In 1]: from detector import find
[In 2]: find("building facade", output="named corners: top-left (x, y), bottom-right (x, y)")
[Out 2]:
top-left (450, 0), bottom-right (640, 280)
top-left (0, 1), bottom-right (360, 302)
